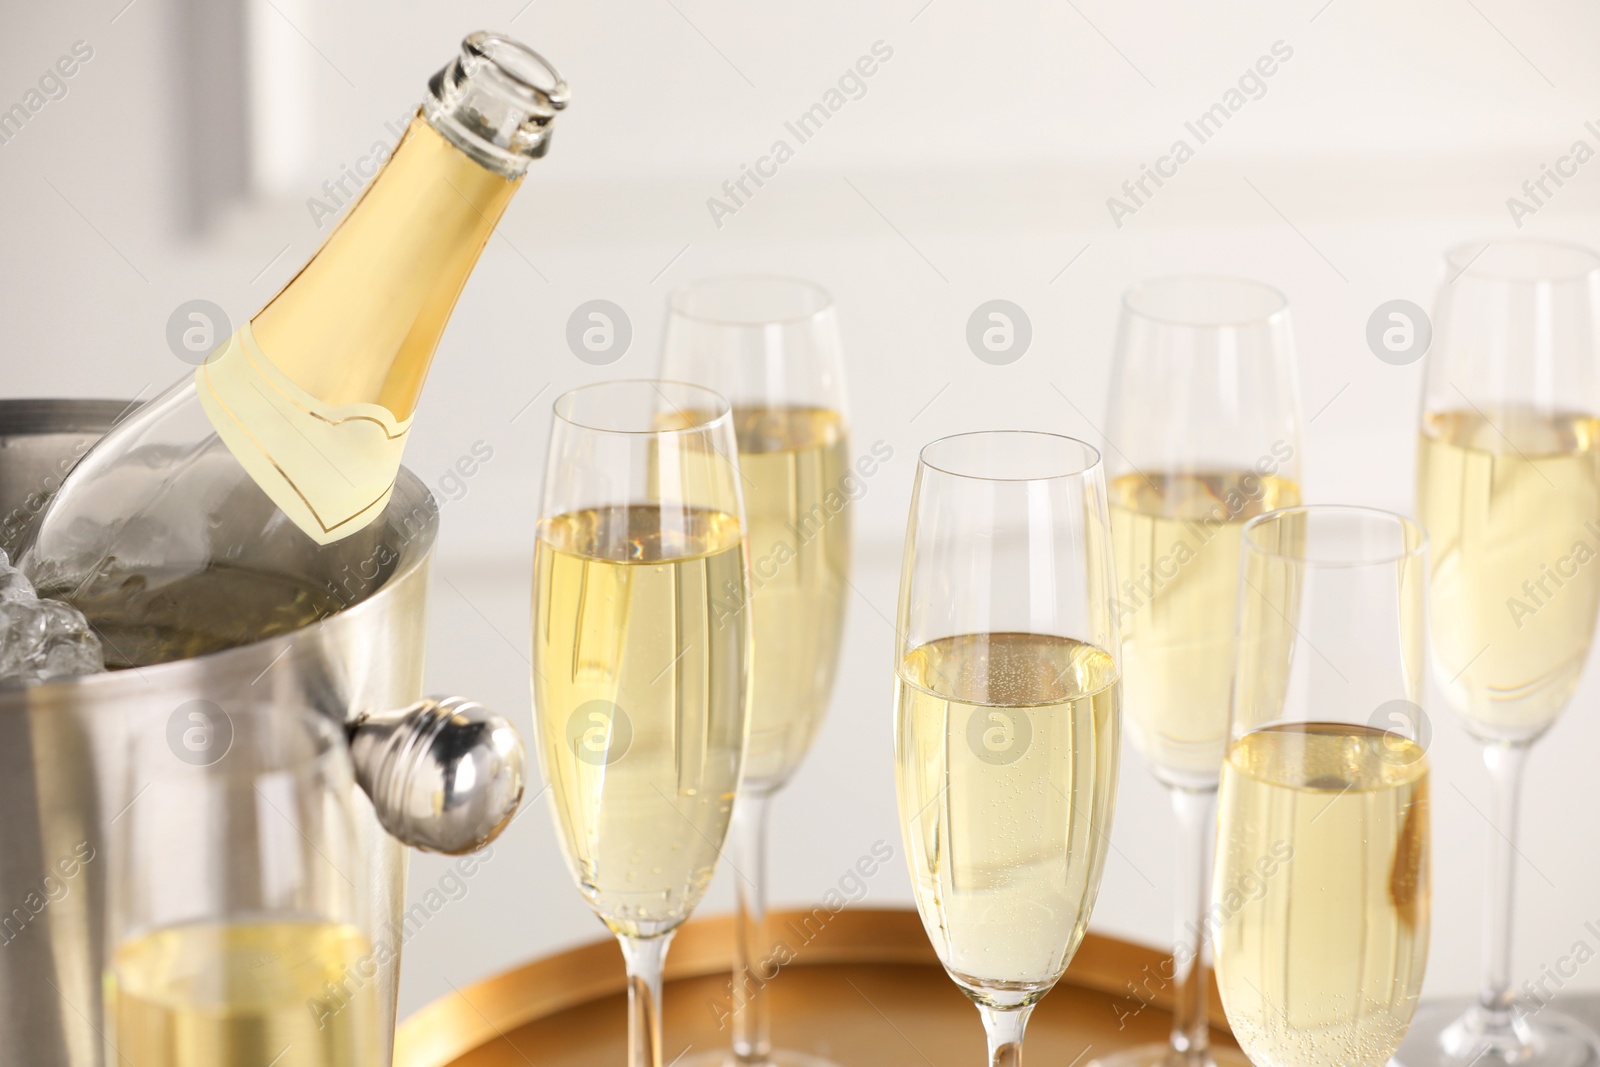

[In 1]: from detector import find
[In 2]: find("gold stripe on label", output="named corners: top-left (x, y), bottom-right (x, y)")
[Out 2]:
top-left (195, 324), bottom-right (411, 545)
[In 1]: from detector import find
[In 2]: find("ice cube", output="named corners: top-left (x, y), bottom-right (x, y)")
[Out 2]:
top-left (40, 632), bottom-right (104, 680)
top-left (0, 555), bottom-right (104, 684)
top-left (0, 568), bottom-right (36, 602)
top-left (0, 600), bottom-right (50, 650)
top-left (35, 598), bottom-right (89, 634)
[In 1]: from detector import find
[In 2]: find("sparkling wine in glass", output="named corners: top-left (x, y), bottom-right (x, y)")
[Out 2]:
top-left (1397, 240), bottom-right (1600, 1067)
top-left (1099, 276), bottom-right (1302, 1067)
top-left (660, 277), bottom-right (851, 1067)
top-left (104, 703), bottom-right (381, 1067)
top-left (531, 380), bottom-right (751, 1067)
top-left (894, 431), bottom-right (1121, 1067)
top-left (1216, 505), bottom-right (1431, 1067)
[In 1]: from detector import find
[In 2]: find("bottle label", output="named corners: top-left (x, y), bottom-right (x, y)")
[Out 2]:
top-left (195, 324), bottom-right (412, 545)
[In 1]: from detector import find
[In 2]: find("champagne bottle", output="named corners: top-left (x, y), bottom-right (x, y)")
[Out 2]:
top-left (20, 32), bottom-right (567, 668)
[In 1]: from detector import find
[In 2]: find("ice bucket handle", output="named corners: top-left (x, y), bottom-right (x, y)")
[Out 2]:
top-left (348, 696), bottom-right (526, 855)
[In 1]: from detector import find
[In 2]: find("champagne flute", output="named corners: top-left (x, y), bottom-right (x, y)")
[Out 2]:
top-left (893, 431), bottom-right (1122, 1067)
top-left (105, 701), bottom-right (381, 1067)
top-left (1216, 505), bottom-right (1431, 1067)
top-left (660, 277), bottom-right (851, 1067)
top-left (1398, 239), bottom-right (1600, 1067)
top-left (1100, 276), bottom-right (1302, 1067)
top-left (531, 380), bottom-right (751, 1067)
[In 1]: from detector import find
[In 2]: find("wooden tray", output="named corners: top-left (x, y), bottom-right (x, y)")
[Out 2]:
top-left (395, 908), bottom-right (1237, 1067)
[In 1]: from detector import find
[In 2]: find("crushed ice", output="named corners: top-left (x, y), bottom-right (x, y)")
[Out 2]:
top-left (0, 549), bottom-right (104, 683)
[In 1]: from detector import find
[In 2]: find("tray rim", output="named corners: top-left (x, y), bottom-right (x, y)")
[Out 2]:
top-left (395, 907), bottom-right (1230, 1067)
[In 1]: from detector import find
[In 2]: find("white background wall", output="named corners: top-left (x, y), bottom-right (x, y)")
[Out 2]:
top-left (5, 0), bottom-right (1600, 1023)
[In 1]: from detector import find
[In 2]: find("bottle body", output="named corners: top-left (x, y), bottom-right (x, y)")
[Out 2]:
top-left (22, 36), bottom-right (567, 667)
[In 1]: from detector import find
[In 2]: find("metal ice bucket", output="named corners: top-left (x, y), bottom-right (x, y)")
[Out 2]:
top-left (0, 399), bottom-right (520, 1067)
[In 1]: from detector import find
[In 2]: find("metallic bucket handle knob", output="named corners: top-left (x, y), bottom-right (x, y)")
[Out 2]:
top-left (349, 696), bottom-right (526, 855)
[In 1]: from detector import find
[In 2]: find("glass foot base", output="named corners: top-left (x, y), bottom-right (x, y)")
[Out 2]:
top-left (1394, 999), bottom-right (1600, 1067)
top-left (679, 1048), bottom-right (844, 1067)
top-left (1089, 1042), bottom-right (1252, 1067)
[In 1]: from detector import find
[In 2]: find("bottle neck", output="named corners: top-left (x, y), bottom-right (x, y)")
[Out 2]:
top-left (249, 115), bottom-right (518, 421)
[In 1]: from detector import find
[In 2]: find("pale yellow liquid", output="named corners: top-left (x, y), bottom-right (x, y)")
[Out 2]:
top-left (106, 920), bottom-right (378, 1067)
top-left (1214, 724), bottom-right (1429, 1067)
top-left (733, 406), bottom-right (851, 791)
top-left (894, 632), bottom-right (1120, 1005)
top-left (1110, 471), bottom-right (1301, 786)
top-left (1417, 408), bottom-right (1600, 739)
top-left (533, 505), bottom-right (749, 939)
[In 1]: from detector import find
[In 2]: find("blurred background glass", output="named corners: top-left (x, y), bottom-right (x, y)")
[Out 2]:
top-left (1401, 239), bottom-right (1600, 1067)
top-left (106, 702), bottom-right (379, 1067)
top-left (661, 276), bottom-right (851, 1067)
top-left (1099, 274), bottom-right (1301, 1067)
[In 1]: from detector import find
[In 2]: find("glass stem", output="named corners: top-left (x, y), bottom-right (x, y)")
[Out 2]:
top-left (732, 790), bottom-right (774, 1066)
top-left (619, 932), bottom-right (675, 1067)
top-left (1478, 740), bottom-right (1530, 1027)
top-left (978, 1004), bottom-right (1034, 1067)
top-left (1169, 785), bottom-right (1217, 1067)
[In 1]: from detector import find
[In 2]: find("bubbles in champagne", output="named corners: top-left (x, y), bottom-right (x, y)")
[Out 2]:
top-left (1214, 724), bottom-right (1430, 1067)
top-left (0, 548), bottom-right (103, 683)
top-left (894, 633), bottom-right (1120, 1005)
